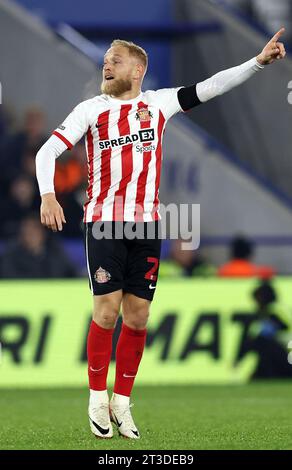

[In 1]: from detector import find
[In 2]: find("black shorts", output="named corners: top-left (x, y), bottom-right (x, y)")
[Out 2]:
top-left (84, 221), bottom-right (161, 301)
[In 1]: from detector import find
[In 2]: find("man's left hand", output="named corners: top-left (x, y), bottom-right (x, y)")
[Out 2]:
top-left (257, 28), bottom-right (286, 65)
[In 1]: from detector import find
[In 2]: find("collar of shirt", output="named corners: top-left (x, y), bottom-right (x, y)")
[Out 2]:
top-left (105, 91), bottom-right (143, 105)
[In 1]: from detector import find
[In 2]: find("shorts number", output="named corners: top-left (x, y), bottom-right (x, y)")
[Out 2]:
top-left (145, 257), bottom-right (159, 281)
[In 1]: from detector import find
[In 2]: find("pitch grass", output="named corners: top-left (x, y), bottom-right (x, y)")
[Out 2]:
top-left (0, 382), bottom-right (292, 450)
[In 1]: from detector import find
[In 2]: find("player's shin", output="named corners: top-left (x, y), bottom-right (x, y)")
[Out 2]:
top-left (87, 320), bottom-right (114, 394)
top-left (110, 323), bottom-right (146, 438)
top-left (87, 320), bottom-right (114, 438)
top-left (113, 322), bottom-right (147, 398)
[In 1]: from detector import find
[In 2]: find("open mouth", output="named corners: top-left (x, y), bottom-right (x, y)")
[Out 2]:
top-left (105, 76), bottom-right (114, 81)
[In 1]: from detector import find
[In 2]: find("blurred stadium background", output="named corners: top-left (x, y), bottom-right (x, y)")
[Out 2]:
top-left (1, 0), bottom-right (292, 450)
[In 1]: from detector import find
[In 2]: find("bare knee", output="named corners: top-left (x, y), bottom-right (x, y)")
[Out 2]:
top-left (92, 291), bottom-right (122, 329)
top-left (93, 310), bottom-right (118, 329)
top-left (122, 294), bottom-right (150, 330)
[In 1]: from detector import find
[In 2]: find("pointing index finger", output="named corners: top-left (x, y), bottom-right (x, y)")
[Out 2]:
top-left (271, 27), bottom-right (285, 43)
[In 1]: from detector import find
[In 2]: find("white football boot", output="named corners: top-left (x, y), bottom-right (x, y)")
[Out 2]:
top-left (110, 401), bottom-right (140, 439)
top-left (88, 402), bottom-right (113, 439)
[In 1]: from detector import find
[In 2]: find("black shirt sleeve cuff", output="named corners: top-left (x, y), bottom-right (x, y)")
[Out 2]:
top-left (177, 85), bottom-right (202, 112)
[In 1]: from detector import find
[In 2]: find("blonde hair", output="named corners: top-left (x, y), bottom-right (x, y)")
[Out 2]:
top-left (110, 39), bottom-right (148, 70)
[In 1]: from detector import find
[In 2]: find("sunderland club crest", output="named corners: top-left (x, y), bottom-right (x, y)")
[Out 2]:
top-left (94, 266), bottom-right (111, 284)
top-left (135, 108), bottom-right (153, 122)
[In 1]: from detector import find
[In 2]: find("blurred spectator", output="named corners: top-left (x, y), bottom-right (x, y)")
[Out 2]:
top-left (57, 190), bottom-right (85, 238)
top-left (20, 106), bottom-right (47, 151)
top-left (235, 279), bottom-right (292, 378)
top-left (0, 214), bottom-right (78, 278)
top-left (0, 106), bottom-right (87, 240)
top-left (218, 235), bottom-right (275, 277)
top-left (0, 175), bottom-right (39, 238)
top-left (55, 142), bottom-right (87, 194)
top-left (0, 106), bottom-right (47, 187)
top-left (22, 148), bottom-right (39, 179)
top-left (0, 107), bottom-right (11, 137)
top-left (252, 280), bottom-right (290, 337)
top-left (159, 238), bottom-right (216, 277)
top-left (54, 142), bottom-right (87, 237)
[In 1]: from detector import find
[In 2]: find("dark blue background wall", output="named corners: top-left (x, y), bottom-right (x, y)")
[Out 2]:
top-left (15, 0), bottom-right (174, 26)
top-left (15, 0), bottom-right (175, 87)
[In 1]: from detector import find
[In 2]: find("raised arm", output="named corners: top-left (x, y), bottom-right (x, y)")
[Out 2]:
top-left (178, 28), bottom-right (286, 111)
top-left (256, 27), bottom-right (286, 65)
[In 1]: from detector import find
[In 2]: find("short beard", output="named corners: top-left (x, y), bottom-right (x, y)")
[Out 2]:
top-left (101, 78), bottom-right (132, 97)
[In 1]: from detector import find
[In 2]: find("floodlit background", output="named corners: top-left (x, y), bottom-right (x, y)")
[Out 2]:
top-left (1, 0), bottom-right (292, 450)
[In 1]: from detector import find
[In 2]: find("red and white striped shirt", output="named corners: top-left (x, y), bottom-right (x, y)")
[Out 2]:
top-left (53, 88), bottom-right (183, 222)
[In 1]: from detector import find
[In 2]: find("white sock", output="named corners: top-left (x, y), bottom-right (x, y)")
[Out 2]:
top-left (111, 392), bottom-right (130, 406)
top-left (89, 389), bottom-right (109, 405)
